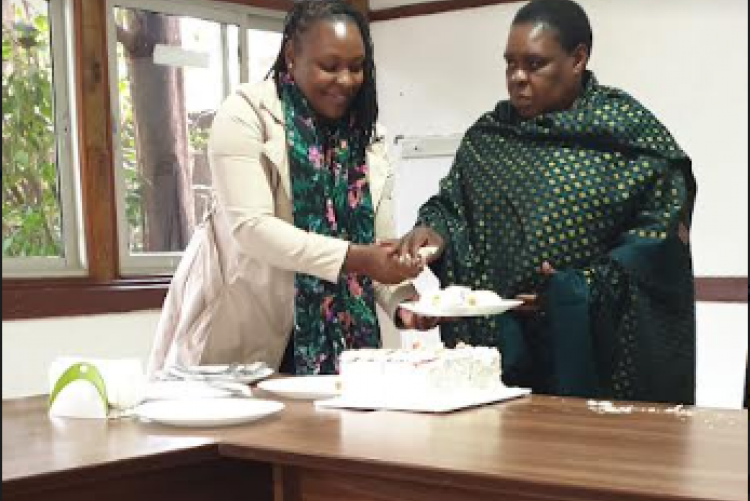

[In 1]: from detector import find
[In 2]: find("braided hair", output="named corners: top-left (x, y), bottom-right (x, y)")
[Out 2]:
top-left (269, 0), bottom-right (378, 149)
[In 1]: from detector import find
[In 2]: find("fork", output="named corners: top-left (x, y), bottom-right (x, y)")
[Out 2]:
top-left (205, 381), bottom-right (253, 398)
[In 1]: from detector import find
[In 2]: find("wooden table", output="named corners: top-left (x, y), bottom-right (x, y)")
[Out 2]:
top-left (3, 393), bottom-right (747, 501)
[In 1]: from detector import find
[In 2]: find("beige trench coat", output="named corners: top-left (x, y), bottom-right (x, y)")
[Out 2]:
top-left (147, 80), bottom-right (416, 377)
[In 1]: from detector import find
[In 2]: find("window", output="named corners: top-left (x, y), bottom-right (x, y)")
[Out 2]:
top-left (247, 28), bottom-right (283, 84)
top-left (2, 0), bottom-right (83, 278)
top-left (107, 0), bottom-right (283, 274)
top-left (2, 0), bottom-right (286, 318)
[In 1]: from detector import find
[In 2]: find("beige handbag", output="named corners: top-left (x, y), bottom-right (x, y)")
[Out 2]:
top-left (146, 202), bottom-right (226, 378)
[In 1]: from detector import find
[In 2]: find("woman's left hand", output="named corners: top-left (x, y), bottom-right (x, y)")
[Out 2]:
top-left (396, 294), bottom-right (441, 331)
top-left (397, 307), bottom-right (442, 331)
top-left (514, 261), bottom-right (557, 313)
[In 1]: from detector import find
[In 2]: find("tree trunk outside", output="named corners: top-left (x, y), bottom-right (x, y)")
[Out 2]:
top-left (120, 11), bottom-right (193, 252)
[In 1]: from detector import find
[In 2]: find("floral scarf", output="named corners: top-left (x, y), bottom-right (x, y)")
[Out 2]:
top-left (279, 75), bottom-right (380, 375)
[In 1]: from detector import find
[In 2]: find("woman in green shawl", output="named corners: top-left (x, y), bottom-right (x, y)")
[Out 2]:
top-left (396, 0), bottom-right (697, 404)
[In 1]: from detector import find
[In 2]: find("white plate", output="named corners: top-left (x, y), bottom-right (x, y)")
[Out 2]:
top-left (136, 398), bottom-right (284, 427)
top-left (316, 387), bottom-right (531, 413)
top-left (168, 365), bottom-right (274, 384)
top-left (257, 376), bottom-right (341, 401)
top-left (145, 380), bottom-right (251, 400)
top-left (399, 298), bottom-right (524, 317)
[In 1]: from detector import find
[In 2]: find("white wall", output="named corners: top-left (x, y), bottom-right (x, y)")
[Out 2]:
top-left (372, 0), bottom-right (749, 277)
top-left (695, 303), bottom-right (748, 409)
top-left (2, 311), bottom-right (160, 398)
top-left (0, 307), bottom-right (401, 399)
top-left (4, 303), bottom-right (745, 408)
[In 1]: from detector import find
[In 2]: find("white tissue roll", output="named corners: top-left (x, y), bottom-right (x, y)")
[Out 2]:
top-left (48, 358), bottom-right (146, 416)
top-left (48, 379), bottom-right (109, 419)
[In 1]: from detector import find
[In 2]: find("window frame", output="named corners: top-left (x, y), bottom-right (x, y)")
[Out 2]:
top-left (2, 0), bottom-right (86, 279)
top-left (105, 0), bottom-right (283, 275)
top-left (2, 0), bottom-right (292, 320)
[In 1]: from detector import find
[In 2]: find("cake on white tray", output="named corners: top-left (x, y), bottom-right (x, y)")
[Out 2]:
top-left (338, 344), bottom-right (501, 403)
top-left (424, 286), bottom-right (501, 310)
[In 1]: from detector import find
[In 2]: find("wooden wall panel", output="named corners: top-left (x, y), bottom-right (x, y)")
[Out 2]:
top-left (370, 0), bottom-right (522, 22)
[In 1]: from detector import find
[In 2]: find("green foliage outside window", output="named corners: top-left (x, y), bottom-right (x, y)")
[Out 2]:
top-left (2, 4), bottom-right (61, 257)
top-left (3, 3), bottom-right (225, 261)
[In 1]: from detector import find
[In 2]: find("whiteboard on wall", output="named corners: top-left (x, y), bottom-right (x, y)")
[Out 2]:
top-left (392, 139), bottom-right (456, 347)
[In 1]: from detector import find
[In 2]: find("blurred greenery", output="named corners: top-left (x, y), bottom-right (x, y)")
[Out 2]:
top-left (3, 3), bottom-right (216, 259)
top-left (2, 2), bottom-right (61, 257)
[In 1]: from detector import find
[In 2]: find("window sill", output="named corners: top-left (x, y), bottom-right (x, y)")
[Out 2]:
top-left (2, 277), bottom-right (170, 320)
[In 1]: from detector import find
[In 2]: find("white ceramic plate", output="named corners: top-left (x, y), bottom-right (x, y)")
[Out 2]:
top-left (136, 398), bottom-right (284, 427)
top-left (168, 365), bottom-right (274, 384)
top-left (257, 376), bottom-right (341, 401)
top-left (399, 298), bottom-right (524, 317)
top-left (145, 380), bottom-right (251, 401)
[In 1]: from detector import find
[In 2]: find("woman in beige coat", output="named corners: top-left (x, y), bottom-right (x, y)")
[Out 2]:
top-left (148, 0), bottom-right (435, 377)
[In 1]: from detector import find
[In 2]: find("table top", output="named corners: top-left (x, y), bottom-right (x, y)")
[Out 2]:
top-left (3, 393), bottom-right (748, 501)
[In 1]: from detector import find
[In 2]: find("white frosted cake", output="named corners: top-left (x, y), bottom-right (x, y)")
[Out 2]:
top-left (338, 344), bottom-right (501, 402)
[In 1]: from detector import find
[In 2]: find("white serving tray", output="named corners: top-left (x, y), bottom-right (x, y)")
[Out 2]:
top-left (315, 386), bottom-right (531, 413)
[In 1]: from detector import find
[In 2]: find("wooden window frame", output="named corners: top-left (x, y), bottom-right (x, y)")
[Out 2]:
top-left (2, 0), bottom-right (296, 320)
top-left (369, 0), bottom-right (522, 22)
top-left (0, 0), bottom-right (372, 320)
top-left (2, 0), bottom-right (745, 320)
top-left (2, 0), bottom-right (86, 280)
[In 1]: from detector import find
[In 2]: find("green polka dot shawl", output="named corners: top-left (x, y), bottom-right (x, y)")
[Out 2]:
top-left (419, 73), bottom-right (696, 404)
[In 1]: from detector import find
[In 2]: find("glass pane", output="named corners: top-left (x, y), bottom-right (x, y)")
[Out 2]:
top-left (247, 29), bottom-right (282, 83)
top-left (113, 7), bottom-right (240, 253)
top-left (2, 0), bottom-right (63, 258)
top-left (227, 25), bottom-right (240, 92)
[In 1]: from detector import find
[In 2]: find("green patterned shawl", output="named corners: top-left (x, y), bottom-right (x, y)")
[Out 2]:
top-left (419, 73), bottom-right (696, 404)
top-left (280, 75), bottom-right (380, 376)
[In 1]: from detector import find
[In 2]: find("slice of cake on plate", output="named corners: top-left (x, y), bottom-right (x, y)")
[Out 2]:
top-left (424, 286), bottom-right (502, 310)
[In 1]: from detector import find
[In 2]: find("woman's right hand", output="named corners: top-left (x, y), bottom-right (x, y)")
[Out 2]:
top-left (393, 226), bottom-right (445, 266)
top-left (344, 243), bottom-right (423, 285)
